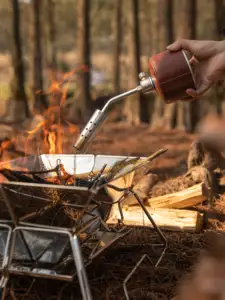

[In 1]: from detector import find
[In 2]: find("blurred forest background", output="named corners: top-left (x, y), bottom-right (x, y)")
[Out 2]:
top-left (0, 0), bottom-right (225, 134)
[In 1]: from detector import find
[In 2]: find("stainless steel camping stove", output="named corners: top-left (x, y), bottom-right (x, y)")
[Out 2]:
top-left (0, 153), bottom-right (167, 300)
top-left (74, 72), bottom-right (154, 153)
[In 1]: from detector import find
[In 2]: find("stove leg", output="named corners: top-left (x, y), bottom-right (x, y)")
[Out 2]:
top-left (70, 235), bottom-right (92, 300)
top-left (0, 276), bottom-right (8, 300)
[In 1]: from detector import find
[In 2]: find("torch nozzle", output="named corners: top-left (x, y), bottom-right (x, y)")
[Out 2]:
top-left (73, 109), bottom-right (105, 153)
top-left (73, 73), bottom-right (155, 153)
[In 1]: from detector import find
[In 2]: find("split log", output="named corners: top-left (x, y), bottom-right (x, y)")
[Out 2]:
top-left (147, 183), bottom-right (209, 209)
top-left (107, 206), bottom-right (203, 232)
top-left (105, 172), bottom-right (158, 206)
top-left (105, 171), bottom-right (135, 201)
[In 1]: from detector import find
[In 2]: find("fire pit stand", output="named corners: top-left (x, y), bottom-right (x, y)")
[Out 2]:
top-left (0, 153), bottom-right (168, 299)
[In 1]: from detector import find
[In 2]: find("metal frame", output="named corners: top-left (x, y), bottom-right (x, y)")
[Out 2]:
top-left (0, 182), bottom-right (93, 300)
top-left (87, 227), bottom-right (131, 262)
top-left (0, 224), bottom-right (12, 272)
top-left (0, 224), bottom-right (12, 300)
top-left (4, 226), bottom-right (92, 300)
top-left (0, 181), bottom-right (130, 300)
top-left (103, 184), bottom-right (168, 300)
top-left (106, 184), bottom-right (167, 267)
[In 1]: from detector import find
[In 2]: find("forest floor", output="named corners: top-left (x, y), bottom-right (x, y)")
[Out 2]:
top-left (1, 123), bottom-right (225, 299)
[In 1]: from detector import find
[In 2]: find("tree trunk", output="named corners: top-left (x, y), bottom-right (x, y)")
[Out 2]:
top-left (123, 0), bottom-right (141, 125)
top-left (47, 0), bottom-right (57, 72)
top-left (8, 0), bottom-right (30, 123)
top-left (214, 0), bottom-right (225, 116)
top-left (176, 0), bottom-right (197, 132)
top-left (68, 0), bottom-right (91, 124)
top-left (113, 0), bottom-right (121, 94)
top-left (151, 0), bottom-right (168, 128)
top-left (32, 0), bottom-right (48, 113)
top-left (215, 0), bottom-right (225, 39)
top-left (161, 0), bottom-right (176, 130)
top-left (189, 0), bottom-right (199, 131)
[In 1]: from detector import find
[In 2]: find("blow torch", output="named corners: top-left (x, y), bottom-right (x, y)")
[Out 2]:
top-left (74, 49), bottom-right (196, 153)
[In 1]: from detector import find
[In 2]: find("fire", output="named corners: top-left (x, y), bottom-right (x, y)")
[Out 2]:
top-left (0, 65), bottom-right (86, 178)
top-left (0, 140), bottom-right (12, 154)
top-left (48, 132), bottom-right (56, 154)
top-left (27, 121), bottom-right (45, 135)
top-left (45, 163), bottom-right (76, 185)
top-left (26, 65), bottom-right (86, 155)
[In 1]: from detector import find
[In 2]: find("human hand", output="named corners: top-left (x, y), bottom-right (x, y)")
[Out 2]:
top-left (167, 39), bottom-right (225, 98)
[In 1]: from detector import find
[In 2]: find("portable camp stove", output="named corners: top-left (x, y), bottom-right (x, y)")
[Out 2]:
top-left (0, 153), bottom-right (167, 300)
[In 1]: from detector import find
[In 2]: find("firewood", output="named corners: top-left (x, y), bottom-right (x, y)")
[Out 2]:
top-left (147, 183), bottom-right (209, 209)
top-left (123, 173), bottom-right (159, 206)
top-left (105, 171), bottom-right (135, 203)
top-left (107, 206), bottom-right (203, 232)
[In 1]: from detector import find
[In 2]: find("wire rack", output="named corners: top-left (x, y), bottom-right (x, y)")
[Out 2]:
top-left (0, 152), bottom-right (168, 300)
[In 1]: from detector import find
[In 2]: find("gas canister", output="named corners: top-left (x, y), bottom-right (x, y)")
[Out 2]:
top-left (148, 49), bottom-right (196, 103)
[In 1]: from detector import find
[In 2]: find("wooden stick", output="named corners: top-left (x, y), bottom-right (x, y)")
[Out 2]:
top-left (147, 183), bottom-right (209, 209)
top-left (107, 205), bottom-right (203, 233)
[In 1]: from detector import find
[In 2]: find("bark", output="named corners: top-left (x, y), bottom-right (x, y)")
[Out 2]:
top-left (162, 0), bottom-right (176, 130)
top-left (176, 0), bottom-right (197, 132)
top-left (32, 0), bottom-right (48, 113)
top-left (123, 0), bottom-right (141, 125)
top-left (113, 0), bottom-right (122, 94)
top-left (47, 0), bottom-right (57, 72)
top-left (68, 0), bottom-right (91, 124)
top-left (151, 0), bottom-right (169, 128)
top-left (8, 0), bottom-right (30, 123)
top-left (164, 102), bottom-right (176, 130)
top-left (214, 0), bottom-right (225, 116)
top-left (189, 0), bottom-right (199, 131)
top-left (215, 0), bottom-right (225, 39)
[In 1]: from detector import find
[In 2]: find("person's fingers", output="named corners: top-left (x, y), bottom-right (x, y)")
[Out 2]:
top-left (186, 81), bottom-right (212, 98)
top-left (186, 89), bottom-right (199, 99)
top-left (189, 56), bottom-right (198, 66)
top-left (166, 39), bottom-right (193, 52)
top-left (167, 39), bottom-right (219, 59)
top-left (182, 94), bottom-right (197, 101)
top-left (186, 89), bottom-right (199, 98)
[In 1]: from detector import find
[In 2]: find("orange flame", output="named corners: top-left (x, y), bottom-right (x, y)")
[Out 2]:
top-left (48, 132), bottom-right (56, 154)
top-left (0, 65), bottom-right (86, 177)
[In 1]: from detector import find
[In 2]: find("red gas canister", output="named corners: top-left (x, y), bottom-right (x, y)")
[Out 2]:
top-left (149, 50), bottom-right (196, 103)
